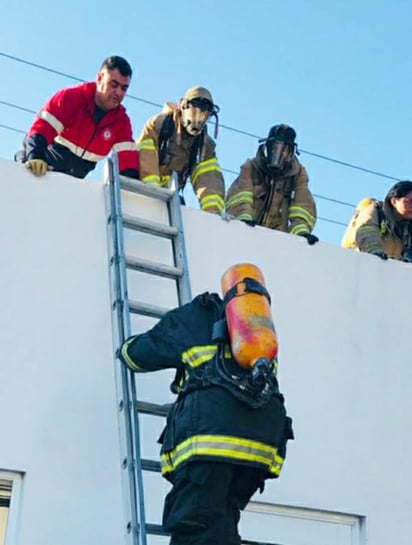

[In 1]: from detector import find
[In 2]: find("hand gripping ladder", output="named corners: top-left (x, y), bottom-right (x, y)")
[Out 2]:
top-left (106, 154), bottom-right (192, 545)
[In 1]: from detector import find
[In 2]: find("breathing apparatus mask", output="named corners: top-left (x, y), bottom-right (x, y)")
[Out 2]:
top-left (259, 125), bottom-right (297, 173)
top-left (180, 86), bottom-right (220, 137)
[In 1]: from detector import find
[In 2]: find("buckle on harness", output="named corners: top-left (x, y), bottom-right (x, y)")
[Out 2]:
top-left (236, 281), bottom-right (247, 296)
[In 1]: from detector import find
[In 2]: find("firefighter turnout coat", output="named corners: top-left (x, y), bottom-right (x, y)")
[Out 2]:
top-left (136, 104), bottom-right (225, 214)
top-left (225, 156), bottom-right (316, 235)
top-left (342, 198), bottom-right (412, 259)
top-left (120, 292), bottom-right (293, 482)
top-left (19, 82), bottom-right (139, 179)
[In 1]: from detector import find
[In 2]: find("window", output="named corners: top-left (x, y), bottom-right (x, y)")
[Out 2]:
top-left (0, 472), bottom-right (23, 545)
top-left (240, 501), bottom-right (366, 545)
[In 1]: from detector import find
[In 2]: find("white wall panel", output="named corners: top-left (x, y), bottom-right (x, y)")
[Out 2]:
top-left (1, 159), bottom-right (412, 544)
top-left (0, 160), bottom-right (124, 545)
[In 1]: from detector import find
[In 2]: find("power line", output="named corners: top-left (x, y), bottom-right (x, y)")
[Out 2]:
top-left (318, 216), bottom-right (346, 227)
top-left (0, 100), bottom-right (36, 114)
top-left (221, 167), bottom-right (356, 208)
top-left (0, 120), bottom-right (350, 228)
top-left (0, 51), bottom-right (402, 184)
top-left (0, 102), bottom-right (356, 210)
top-left (0, 123), bottom-right (25, 134)
top-left (0, 52), bottom-right (161, 107)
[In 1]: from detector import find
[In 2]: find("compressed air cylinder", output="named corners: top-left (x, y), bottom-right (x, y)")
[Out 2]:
top-left (221, 263), bottom-right (278, 370)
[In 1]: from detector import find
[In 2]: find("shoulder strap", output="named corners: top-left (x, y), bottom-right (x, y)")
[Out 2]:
top-left (180, 132), bottom-right (204, 189)
top-left (223, 277), bottom-right (271, 306)
top-left (158, 115), bottom-right (175, 166)
top-left (280, 173), bottom-right (297, 231)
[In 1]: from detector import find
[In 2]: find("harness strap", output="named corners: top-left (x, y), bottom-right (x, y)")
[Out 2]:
top-left (223, 277), bottom-right (271, 306)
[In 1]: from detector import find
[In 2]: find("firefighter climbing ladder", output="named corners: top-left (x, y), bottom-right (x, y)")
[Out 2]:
top-left (106, 154), bottom-right (192, 545)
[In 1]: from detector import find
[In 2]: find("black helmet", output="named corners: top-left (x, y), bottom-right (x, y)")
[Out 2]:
top-left (259, 124), bottom-right (297, 173)
top-left (267, 124), bottom-right (296, 146)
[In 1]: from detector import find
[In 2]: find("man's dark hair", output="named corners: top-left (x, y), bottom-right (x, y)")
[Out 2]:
top-left (100, 56), bottom-right (132, 78)
top-left (386, 180), bottom-right (412, 201)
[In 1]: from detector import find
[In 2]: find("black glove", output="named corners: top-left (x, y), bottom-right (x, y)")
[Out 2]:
top-left (401, 248), bottom-right (412, 263)
top-left (370, 250), bottom-right (388, 260)
top-left (299, 233), bottom-right (319, 245)
top-left (241, 219), bottom-right (256, 227)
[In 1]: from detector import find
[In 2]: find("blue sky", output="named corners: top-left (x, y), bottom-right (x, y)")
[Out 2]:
top-left (1, 0), bottom-right (410, 245)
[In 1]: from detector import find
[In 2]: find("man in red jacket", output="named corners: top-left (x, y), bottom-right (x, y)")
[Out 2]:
top-left (15, 56), bottom-right (140, 180)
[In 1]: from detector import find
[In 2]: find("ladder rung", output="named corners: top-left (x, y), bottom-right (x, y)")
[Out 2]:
top-left (123, 214), bottom-right (178, 239)
top-left (137, 401), bottom-right (170, 417)
top-left (128, 299), bottom-right (170, 318)
top-left (141, 459), bottom-right (161, 472)
top-left (146, 523), bottom-right (169, 536)
top-left (126, 256), bottom-right (184, 279)
top-left (120, 176), bottom-right (175, 202)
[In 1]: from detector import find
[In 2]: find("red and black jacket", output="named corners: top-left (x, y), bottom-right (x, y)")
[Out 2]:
top-left (21, 82), bottom-right (139, 179)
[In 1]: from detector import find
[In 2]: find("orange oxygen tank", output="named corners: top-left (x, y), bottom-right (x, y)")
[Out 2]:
top-left (221, 263), bottom-right (278, 370)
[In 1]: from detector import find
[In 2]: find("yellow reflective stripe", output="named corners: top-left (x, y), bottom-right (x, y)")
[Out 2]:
top-left (223, 345), bottom-right (231, 358)
top-left (364, 243), bottom-right (382, 252)
top-left (200, 194), bottom-right (224, 212)
top-left (290, 224), bottom-right (309, 236)
top-left (141, 174), bottom-right (162, 185)
top-left (236, 213), bottom-right (254, 221)
top-left (226, 191), bottom-right (254, 211)
top-left (160, 175), bottom-right (171, 187)
top-left (137, 138), bottom-right (156, 152)
top-left (182, 345), bottom-right (217, 368)
top-left (191, 158), bottom-right (222, 187)
top-left (288, 205), bottom-right (316, 230)
top-left (161, 434), bottom-right (284, 476)
top-left (161, 455), bottom-right (174, 475)
top-left (54, 136), bottom-right (106, 162)
top-left (113, 141), bottom-right (137, 153)
top-left (120, 338), bottom-right (143, 372)
top-left (358, 225), bottom-right (379, 235)
top-left (39, 110), bottom-right (64, 133)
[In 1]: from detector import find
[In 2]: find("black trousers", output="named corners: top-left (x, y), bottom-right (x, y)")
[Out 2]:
top-left (162, 462), bottom-right (265, 545)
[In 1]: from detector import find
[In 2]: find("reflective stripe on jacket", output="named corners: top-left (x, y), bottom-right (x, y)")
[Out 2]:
top-left (24, 82), bottom-right (139, 175)
top-left (119, 292), bottom-right (292, 481)
top-left (160, 433), bottom-right (284, 479)
top-left (225, 157), bottom-right (316, 234)
top-left (137, 111), bottom-right (225, 214)
top-left (341, 198), bottom-right (412, 259)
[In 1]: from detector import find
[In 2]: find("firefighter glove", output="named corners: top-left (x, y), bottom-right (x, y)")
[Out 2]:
top-left (299, 233), bottom-right (319, 245)
top-left (401, 248), bottom-right (412, 263)
top-left (371, 250), bottom-right (388, 260)
top-left (26, 159), bottom-right (48, 176)
top-left (241, 219), bottom-right (256, 227)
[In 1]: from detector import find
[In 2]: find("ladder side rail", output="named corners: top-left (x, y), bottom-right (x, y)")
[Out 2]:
top-left (108, 155), bottom-right (147, 545)
top-left (169, 173), bottom-right (192, 305)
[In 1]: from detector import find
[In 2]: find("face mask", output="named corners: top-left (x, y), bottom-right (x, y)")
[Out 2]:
top-left (181, 103), bottom-right (211, 136)
top-left (266, 140), bottom-right (293, 172)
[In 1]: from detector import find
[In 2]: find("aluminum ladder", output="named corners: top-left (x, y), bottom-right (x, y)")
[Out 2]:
top-left (106, 154), bottom-right (192, 545)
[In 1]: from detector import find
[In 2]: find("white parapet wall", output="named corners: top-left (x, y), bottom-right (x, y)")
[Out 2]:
top-left (1, 158), bottom-right (412, 545)
top-left (0, 160), bottom-right (124, 545)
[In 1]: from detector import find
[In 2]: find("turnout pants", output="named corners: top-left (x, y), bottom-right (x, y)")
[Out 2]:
top-left (163, 461), bottom-right (265, 545)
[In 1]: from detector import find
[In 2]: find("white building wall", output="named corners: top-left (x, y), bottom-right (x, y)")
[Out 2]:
top-left (0, 160), bottom-right (124, 545)
top-left (1, 158), bottom-right (411, 544)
